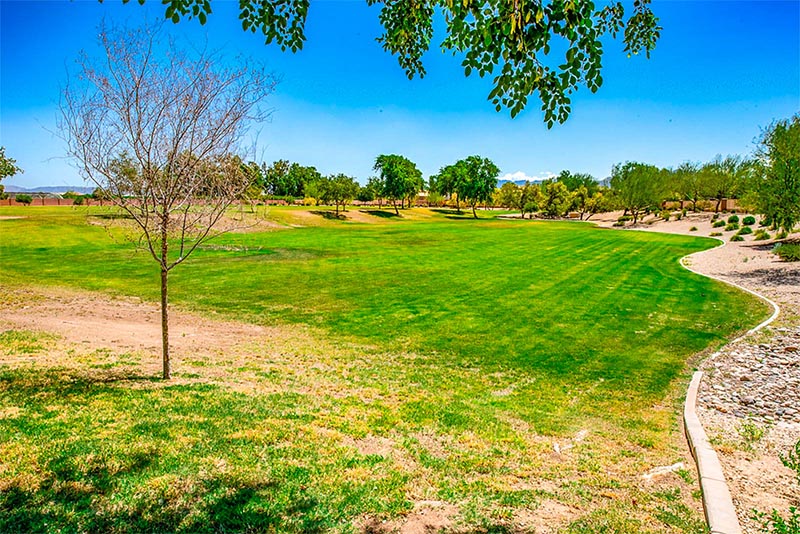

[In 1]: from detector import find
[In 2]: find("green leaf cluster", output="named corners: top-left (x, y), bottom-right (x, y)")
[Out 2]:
top-left (145, 0), bottom-right (661, 123)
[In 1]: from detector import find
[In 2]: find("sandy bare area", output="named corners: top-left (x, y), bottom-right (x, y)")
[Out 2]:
top-left (594, 210), bottom-right (800, 532)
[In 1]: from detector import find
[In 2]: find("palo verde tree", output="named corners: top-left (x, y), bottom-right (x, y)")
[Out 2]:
top-left (702, 155), bottom-right (753, 213)
top-left (673, 161), bottom-right (709, 212)
top-left (134, 0), bottom-right (660, 124)
top-left (610, 161), bottom-right (664, 223)
top-left (374, 154), bottom-right (422, 215)
top-left (755, 114), bottom-right (800, 233)
top-left (0, 147), bottom-right (23, 200)
top-left (61, 22), bottom-right (275, 379)
top-left (459, 155), bottom-right (500, 218)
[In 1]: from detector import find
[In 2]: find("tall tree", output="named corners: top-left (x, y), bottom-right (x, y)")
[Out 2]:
top-left (0, 147), bottom-right (23, 200)
top-left (702, 155), bottom-right (753, 213)
top-left (610, 162), bottom-right (664, 223)
top-left (557, 170), bottom-right (599, 196)
top-left (374, 154), bottom-right (422, 215)
top-left (319, 173), bottom-right (360, 215)
top-left (496, 181), bottom-right (521, 210)
top-left (433, 161), bottom-right (469, 212)
top-left (755, 114), bottom-right (800, 233)
top-left (519, 181), bottom-right (544, 219)
top-left (540, 179), bottom-right (571, 218)
top-left (135, 0), bottom-right (660, 124)
top-left (459, 155), bottom-right (500, 218)
top-left (61, 22), bottom-right (274, 379)
top-left (673, 161), bottom-right (710, 212)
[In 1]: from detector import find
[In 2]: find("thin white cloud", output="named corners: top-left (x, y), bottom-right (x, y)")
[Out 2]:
top-left (499, 170), bottom-right (556, 183)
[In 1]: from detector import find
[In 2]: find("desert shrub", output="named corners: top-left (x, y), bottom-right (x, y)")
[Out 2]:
top-left (743, 215), bottom-right (756, 226)
top-left (15, 194), bottom-right (32, 205)
top-left (302, 197), bottom-right (316, 206)
top-left (754, 229), bottom-right (771, 241)
top-left (689, 226), bottom-right (698, 231)
top-left (710, 232), bottom-right (723, 237)
top-left (775, 243), bottom-right (800, 262)
top-left (725, 222), bottom-right (740, 231)
top-left (612, 221), bottom-right (625, 227)
top-left (660, 210), bottom-right (671, 221)
top-left (712, 220), bottom-right (726, 228)
top-left (777, 230), bottom-right (789, 239)
top-left (617, 215), bottom-right (632, 223)
top-left (72, 195), bottom-right (85, 206)
top-left (737, 226), bottom-right (753, 235)
top-left (730, 234), bottom-right (745, 242)
top-left (727, 214), bottom-right (740, 224)
top-left (712, 213), bottom-right (720, 221)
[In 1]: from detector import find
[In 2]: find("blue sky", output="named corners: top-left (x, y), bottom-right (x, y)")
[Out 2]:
top-left (1, 0), bottom-right (798, 188)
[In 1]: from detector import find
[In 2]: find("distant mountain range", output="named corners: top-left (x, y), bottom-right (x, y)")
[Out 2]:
top-left (4, 185), bottom-right (94, 194)
top-left (497, 179), bottom-right (545, 187)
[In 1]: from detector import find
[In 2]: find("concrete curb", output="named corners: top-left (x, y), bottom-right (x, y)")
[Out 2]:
top-left (679, 236), bottom-right (781, 534)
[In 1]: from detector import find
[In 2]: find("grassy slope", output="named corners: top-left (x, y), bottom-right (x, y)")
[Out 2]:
top-left (0, 206), bottom-right (766, 533)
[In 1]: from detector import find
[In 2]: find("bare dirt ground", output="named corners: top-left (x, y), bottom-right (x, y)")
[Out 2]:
top-left (594, 211), bottom-right (800, 532)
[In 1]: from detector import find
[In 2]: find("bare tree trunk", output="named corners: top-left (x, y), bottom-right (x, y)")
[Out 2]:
top-left (161, 266), bottom-right (170, 380)
top-left (472, 204), bottom-right (478, 218)
top-left (160, 219), bottom-right (171, 380)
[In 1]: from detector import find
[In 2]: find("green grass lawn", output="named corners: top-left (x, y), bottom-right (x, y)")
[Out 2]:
top-left (0, 205), bottom-right (765, 533)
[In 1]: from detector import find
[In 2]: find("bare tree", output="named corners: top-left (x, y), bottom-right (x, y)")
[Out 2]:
top-left (61, 22), bottom-right (275, 379)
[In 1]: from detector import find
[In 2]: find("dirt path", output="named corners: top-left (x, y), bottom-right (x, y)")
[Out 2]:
top-left (594, 211), bottom-right (800, 532)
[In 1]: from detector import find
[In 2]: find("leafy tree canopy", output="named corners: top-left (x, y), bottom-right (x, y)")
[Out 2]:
top-left (557, 170), bottom-right (598, 195)
top-left (374, 154), bottom-right (422, 214)
top-left (127, 0), bottom-right (661, 125)
top-left (756, 114), bottom-right (800, 233)
top-left (459, 155), bottom-right (500, 217)
top-left (610, 161), bottom-right (664, 223)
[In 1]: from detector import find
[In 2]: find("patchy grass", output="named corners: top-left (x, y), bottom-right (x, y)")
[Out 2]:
top-left (0, 329), bottom-right (58, 356)
top-left (0, 205), bottom-right (767, 531)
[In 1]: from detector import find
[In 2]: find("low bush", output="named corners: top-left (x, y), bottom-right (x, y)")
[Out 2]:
top-left (612, 221), bottom-right (625, 227)
top-left (775, 243), bottom-right (800, 262)
top-left (754, 229), bottom-right (771, 241)
top-left (710, 232), bottom-right (723, 237)
top-left (727, 214), bottom-right (740, 224)
top-left (730, 234), bottom-right (745, 242)
top-left (725, 222), bottom-right (740, 231)
top-left (743, 215), bottom-right (756, 226)
top-left (689, 226), bottom-right (698, 232)
top-left (660, 210), bottom-right (671, 221)
top-left (712, 220), bottom-right (726, 228)
top-left (617, 215), bottom-right (632, 223)
top-left (737, 226), bottom-right (753, 235)
top-left (712, 213), bottom-right (720, 221)
top-left (777, 230), bottom-right (789, 240)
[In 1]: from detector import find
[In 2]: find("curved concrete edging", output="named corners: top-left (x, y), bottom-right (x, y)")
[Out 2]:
top-left (679, 236), bottom-right (781, 534)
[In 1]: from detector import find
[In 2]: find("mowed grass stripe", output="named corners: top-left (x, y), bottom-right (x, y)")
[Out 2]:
top-left (0, 207), bottom-right (764, 423)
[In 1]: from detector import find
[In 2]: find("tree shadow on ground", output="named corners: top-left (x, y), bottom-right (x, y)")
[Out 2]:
top-left (310, 210), bottom-right (348, 220)
top-left (431, 208), bottom-right (467, 216)
top-left (0, 368), bottom-right (328, 534)
top-left (90, 213), bottom-right (134, 220)
top-left (360, 210), bottom-right (401, 219)
top-left (729, 268), bottom-right (800, 287)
